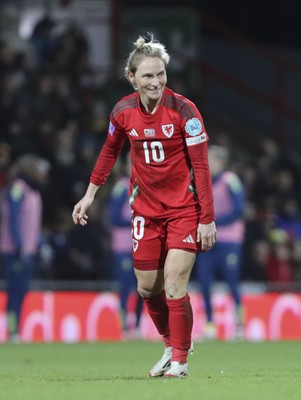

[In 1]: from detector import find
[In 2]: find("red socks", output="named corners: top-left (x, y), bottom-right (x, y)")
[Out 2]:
top-left (144, 292), bottom-right (193, 363)
top-left (167, 293), bottom-right (193, 363)
top-left (143, 291), bottom-right (171, 347)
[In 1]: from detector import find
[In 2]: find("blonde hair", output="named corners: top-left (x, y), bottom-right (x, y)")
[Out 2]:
top-left (124, 33), bottom-right (170, 77)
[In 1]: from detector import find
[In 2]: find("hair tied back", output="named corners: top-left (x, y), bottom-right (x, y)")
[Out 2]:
top-left (135, 37), bottom-right (146, 49)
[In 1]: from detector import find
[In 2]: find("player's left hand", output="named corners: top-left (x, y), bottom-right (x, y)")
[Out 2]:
top-left (197, 221), bottom-right (217, 251)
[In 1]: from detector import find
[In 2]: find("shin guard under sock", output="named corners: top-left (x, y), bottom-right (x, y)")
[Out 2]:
top-left (167, 293), bottom-right (193, 363)
top-left (144, 291), bottom-right (170, 347)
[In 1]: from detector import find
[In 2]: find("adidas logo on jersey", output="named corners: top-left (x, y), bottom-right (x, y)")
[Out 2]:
top-left (129, 128), bottom-right (138, 136)
top-left (182, 235), bottom-right (195, 243)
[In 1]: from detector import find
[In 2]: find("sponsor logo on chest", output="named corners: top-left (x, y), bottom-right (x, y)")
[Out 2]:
top-left (144, 128), bottom-right (156, 137)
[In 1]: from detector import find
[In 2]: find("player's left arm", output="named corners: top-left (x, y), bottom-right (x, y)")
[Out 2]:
top-left (181, 108), bottom-right (216, 249)
top-left (188, 140), bottom-right (217, 250)
top-left (181, 106), bottom-right (214, 224)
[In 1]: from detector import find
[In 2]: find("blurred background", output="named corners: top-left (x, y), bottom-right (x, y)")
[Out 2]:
top-left (0, 0), bottom-right (301, 294)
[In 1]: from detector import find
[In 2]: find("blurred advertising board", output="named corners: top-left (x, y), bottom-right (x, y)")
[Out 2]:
top-left (1, 291), bottom-right (301, 342)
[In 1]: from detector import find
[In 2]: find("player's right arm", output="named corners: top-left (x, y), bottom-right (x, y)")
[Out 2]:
top-left (72, 182), bottom-right (99, 226)
top-left (72, 115), bottom-right (126, 226)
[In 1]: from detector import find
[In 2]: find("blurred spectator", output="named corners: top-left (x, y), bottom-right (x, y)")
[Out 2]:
top-left (30, 15), bottom-right (58, 67)
top-left (276, 199), bottom-right (301, 240)
top-left (0, 155), bottom-right (50, 342)
top-left (53, 22), bottom-right (90, 78)
top-left (249, 240), bottom-right (271, 281)
top-left (0, 4), bottom-right (36, 66)
top-left (0, 143), bottom-right (12, 197)
top-left (68, 200), bottom-right (110, 280)
top-left (194, 145), bottom-right (246, 340)
top-left (47, 202), bottom-right (109, 281)
top-left (265, 228), bottom-right (293, 287)
top-left (291, 240), bottom-right (301, 281)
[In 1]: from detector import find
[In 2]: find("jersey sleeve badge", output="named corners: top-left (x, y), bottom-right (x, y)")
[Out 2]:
top-left (109, 121), bottom-right (115, 136)
top-left (185, 118), bottom-right (203, 136)
top-left (186, 133), bottom-right (207, 146)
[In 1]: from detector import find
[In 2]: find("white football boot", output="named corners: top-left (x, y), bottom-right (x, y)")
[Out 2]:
top-left (149, 346), bottom-right (172, 377)
top-left (164, 361), bottom-right (189, 378)
top-left (149, 342), bottom-right (194, 378)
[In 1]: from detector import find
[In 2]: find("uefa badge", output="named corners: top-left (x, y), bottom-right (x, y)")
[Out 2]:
top-left (109, 121), bottom-right (115, 136)
top-left (133, 239), bottom-right (139, 252)
top-left (162, 124), bottom-right (174, 138)
top-left (185, 118), bottom-right (203, 136)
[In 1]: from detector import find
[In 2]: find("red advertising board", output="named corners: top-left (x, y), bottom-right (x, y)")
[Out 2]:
top-left (1, 291), bottom-right (301, 342)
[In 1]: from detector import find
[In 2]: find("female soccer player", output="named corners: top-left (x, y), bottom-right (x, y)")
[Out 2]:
top-left (72, 34), bottom-right (216, 378)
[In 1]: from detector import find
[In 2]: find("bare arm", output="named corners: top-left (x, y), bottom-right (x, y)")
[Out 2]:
top-left (72, 183), bottom-right (99, 226)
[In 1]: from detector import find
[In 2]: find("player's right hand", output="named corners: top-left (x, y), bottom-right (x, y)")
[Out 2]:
top-left (72, 197), bottom-right (93, 226)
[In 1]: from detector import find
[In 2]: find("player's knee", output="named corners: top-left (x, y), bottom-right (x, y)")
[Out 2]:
top-left (135, 268), bottom-right (164, 298)
top-left (137, 283), bottom-right (163, 298)
top-left (164, 271), bottom-right (189, 299)
top-left (137, 285), bottom-right (150, 298)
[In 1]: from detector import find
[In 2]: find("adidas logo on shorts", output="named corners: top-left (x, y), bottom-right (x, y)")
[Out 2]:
top-left (182, 235), bottom-right (194, 243)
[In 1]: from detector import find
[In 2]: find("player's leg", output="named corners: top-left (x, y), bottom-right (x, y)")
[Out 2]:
top-left (164, 248), bottom-right (195, 378)
top-left (163, 214), bottom-right (199, 377)
top-left (134, 268), bottom-right (169, 340)
top-left (132, 213), bottom-right (169, 343)
top-left (132, 214), bottom-right (171, 376)
top-left (135, 268), bottom-right (172, 376)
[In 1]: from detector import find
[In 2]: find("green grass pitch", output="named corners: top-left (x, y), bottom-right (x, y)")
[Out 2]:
top-left (0, 341), bottom-right (300, 400)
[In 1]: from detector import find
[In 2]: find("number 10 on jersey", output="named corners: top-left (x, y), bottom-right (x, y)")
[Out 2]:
top-left (143, 141), bottom-right (165, 164)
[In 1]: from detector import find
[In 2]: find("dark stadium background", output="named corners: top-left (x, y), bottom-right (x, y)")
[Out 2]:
top-left (0, 1), bottom-right (301, 298)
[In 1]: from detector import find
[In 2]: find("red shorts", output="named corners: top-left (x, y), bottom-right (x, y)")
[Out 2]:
top-left (131, 212), bottom-right (201, 271)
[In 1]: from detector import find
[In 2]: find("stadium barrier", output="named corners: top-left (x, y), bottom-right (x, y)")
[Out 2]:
top-left (0, 291), bottom-right (301, 342)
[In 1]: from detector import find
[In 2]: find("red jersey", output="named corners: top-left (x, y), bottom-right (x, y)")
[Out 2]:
top-left (90, 87), bottom-right (214, 223)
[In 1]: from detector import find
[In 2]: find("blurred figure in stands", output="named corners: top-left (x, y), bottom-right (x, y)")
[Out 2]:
top-left (194, 145), bottom-right (246, 340)
top-left (0, 143), bottom-right (12, 199)
top-left (0, 154), bottom-right (49, 342)
top-left (107, 153), bottom-right (143, 338)
top-left (265, 228), bottom-right (292, 287)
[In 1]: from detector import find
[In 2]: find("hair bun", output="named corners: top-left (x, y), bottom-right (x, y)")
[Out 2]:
top-left (134, 37), bottom-right (146, 49)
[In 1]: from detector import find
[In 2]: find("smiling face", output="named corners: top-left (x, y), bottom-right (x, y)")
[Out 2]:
top-left (128, 56), bottom-right (167, 105)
